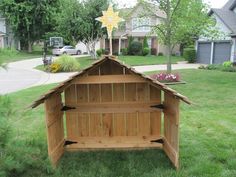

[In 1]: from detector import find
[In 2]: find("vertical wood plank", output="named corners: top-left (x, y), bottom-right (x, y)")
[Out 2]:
top-left (101, 84), bottom-right (112, 102)
top-left (90, 113), bottom-right (102, 136)
top-left (77, 84), bottom-right (88, 103)
top-left (126, 113), bottom-right (137, 136)
top-left (113, 83), bottom-right (125, 102)
top-left (102, 113), bottom-right (113, 136)
top-left (150, 111), bottom-right (161, 136)
top-left (137, 83), bottom-right (149, 101)
top-left (78, 113), bottom-right (89, 137)
top-left (150, 85), bottom-right (161, 101)
top-left (89, 84), bottom-right (100, 102)
top-left (113, 113), bottom-right (126, 136)
top-left (125, 83), bottom-right (136, 102)
top-left (138, 112), bottom-right (150, 136)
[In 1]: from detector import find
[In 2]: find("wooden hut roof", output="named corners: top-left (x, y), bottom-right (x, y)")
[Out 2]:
top-left (30, 56), bottom-right (191, 108)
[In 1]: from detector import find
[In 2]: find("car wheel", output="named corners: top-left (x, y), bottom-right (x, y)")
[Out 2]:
top-left (77, 50), bottom-right (81, 55)
top-left (63, 52), bottom-right (67, 55)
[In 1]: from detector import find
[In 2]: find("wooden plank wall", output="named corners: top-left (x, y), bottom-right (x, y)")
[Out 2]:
top-left (163, 92), bottom-right (180, 169)
top-left (64, 60), bottom-right (162, 142)
top-left (44, 93), bottom-right (64, 165)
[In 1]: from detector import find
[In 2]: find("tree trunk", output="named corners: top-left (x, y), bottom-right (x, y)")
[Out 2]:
top-left (28, 41), bottom-right (33, 53)
top-left (166, 44), bottom-right (172, 73)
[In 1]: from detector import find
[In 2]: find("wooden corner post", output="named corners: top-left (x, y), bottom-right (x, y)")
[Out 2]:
top-left (163, 92), bottom-right (180, 169)
top-left (44, 93), bottom-right (65, 166)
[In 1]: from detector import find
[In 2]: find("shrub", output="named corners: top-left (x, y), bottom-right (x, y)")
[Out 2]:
top-left (158, 52), bottom-right (163, 56)
top-left (142, 47), bottom-right (150, 56)
top-left (183, 48), bottom-right (196, 63)
top-left (96, 49), bottom-right (105, 57)
top-left (222, 61), bottom-right (232, 67)
top-left (143, 36), bottom-right (149, 49)
top-left (205, 64), bottom-right (219, 70)
top-left (121, 48), bottom-right (128, 55)
top-left (127, 36), bottom-right (134, 55)
top-left (151, 48), bottom-right (157, 55)
top-left (50, 63), bottom-right (61, 73)
top-left (53, 55), bottom-right (80, 72)
top-left (221, 66), bottom-right (236, 72)
top-left (150, 73), bottom-right (180, 83)
top-left (130, 41), bottom-right (143, 55)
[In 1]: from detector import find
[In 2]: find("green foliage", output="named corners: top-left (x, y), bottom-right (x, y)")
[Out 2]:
top-left (53, 55), bottom-right (80, 72)
top-left (143, 36), bottom-right (149, 49)
top-left (142, 47), bottom-right (150, 56)
top-left (158, 52), bottom-right (164, 56)
top-left (56, 0), bottom-right (109, 58)
top-left (0, 0), bottom-right (60, 52)
top-left (130, 41), bottom-right (143, 55)
top-left (199, 63), bottom-right (236, 72)
top-left (183, 48), bottom-right (196, 63)
top-left (121, 48), bottom-right (128, 55)
top-left (127, 36), bottom-right (134, 55)
top-left (223, 61), bottom-right (232, 67)
top-left (96, 49), bottom-right (105, 57)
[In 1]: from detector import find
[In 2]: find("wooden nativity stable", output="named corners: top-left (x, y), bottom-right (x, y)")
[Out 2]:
top-left (31, 56), bottom-right (190, 169)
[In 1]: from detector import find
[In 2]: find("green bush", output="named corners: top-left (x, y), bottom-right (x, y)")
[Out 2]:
top-left (142, 47), bottom-right (150, 56)
top-left (54, 55), bottom-right (80, 72)
top-left (158, 52), bottom-right (163, 56)
top-left (0, 48), bottom-right (19, 56)
top-left (222, 61), bottom-right (232, 67)
top-left (96, 49), bottom-right (105, 57)
top-left (121, 48), bottom-right (128, 55)
top-left (130, 41), bottom-right (143, 55)
top-left (183, 48), bottom-right (196, 63)
top-left (205, 64), bottom-right (219, 70)
top-left (143, 36), bottom-right (149, 49)
top-left (127, 36), bottom-right (134, 55)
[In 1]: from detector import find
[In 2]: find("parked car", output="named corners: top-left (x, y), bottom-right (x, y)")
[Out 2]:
top-left (52, 46), bottom-right (81, 56)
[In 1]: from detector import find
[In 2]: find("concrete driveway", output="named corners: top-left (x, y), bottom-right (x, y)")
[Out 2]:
top-left (0, 56), bottom-right (201, 95)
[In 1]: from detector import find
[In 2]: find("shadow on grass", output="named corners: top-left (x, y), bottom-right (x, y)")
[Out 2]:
top-left (55, 149), bottom-right (176, 177)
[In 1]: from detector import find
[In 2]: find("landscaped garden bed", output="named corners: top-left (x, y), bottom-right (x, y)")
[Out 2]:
top-left (150, 72), bottom-right (186, 85)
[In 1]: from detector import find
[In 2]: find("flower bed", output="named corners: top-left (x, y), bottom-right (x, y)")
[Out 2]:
top-left (150, 73), bottom-right (180, 83)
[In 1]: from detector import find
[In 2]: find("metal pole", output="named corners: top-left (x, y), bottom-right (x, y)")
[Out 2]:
top-left (110, 37), bottom-right (112, 55)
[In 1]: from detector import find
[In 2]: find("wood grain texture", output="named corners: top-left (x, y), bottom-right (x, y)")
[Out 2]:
top-left (113, 113), bottom-right (126, 136)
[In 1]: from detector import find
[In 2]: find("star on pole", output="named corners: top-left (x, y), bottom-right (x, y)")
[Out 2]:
top-left (96, 5), bottom-right (124, 39)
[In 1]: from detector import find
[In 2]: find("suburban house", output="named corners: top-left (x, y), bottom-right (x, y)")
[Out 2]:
top-left (0, 13), bottom-right (20, 49)
top-left (77, 2), bottom-right (180, 56)
top-left (196, 0), bottom-right (236, 64)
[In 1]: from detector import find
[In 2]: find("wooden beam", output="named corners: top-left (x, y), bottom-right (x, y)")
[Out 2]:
top-left (65, 136), bottom-right (163, 150)
top-left (74, 75), bottom-right (147, 84)
top-left (65, 102), bottom-right (162, 114)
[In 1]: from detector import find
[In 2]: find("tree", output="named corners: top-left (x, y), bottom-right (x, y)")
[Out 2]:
top-left (151, 0), bottom-right (216, 73)
top-left (0, 0), bottom-right (59, 52)
top-left (56, 0), bottom-right (109, 59)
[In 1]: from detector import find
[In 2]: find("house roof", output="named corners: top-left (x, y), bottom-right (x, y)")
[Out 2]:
top-left (119, 2), bottom-right (166, 20)
top-left (209, 0), bottom-right (236, 35)
top-left (30, 56), bottom-right (191, 108)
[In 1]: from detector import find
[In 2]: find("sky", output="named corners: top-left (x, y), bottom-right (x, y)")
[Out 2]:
top-left (114, 0), bottom-right (229, 8)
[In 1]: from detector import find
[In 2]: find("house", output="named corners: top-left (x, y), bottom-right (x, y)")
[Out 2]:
top-left (77, 2), bottom-right (180, 56)
top-left (196, 0), bottom-right (236, 64)
top-left (100, 2), bottom-right (180, 56)
top-left (0, 14), bottom-right (20, 49)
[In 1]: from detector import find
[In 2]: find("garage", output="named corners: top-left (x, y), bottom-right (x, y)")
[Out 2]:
top-left (197, 41), bottom-right (232, 64)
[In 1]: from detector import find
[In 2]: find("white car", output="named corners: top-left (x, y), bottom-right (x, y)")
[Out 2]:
top-left (52, 46), bottom-right (81, 56)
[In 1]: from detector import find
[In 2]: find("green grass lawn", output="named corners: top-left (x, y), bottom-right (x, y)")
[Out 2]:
top-left (119, 55), bottom-right (184, 66)
top-left (36, 55), bottom-right (184, 72)
top-left (0, 49), bottom-right (42, 65)
top-left (1, 69), bottom-right (236, 177)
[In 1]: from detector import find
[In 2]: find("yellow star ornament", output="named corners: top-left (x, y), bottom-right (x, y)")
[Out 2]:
top-left (96, 5), bottom-right (124, 39)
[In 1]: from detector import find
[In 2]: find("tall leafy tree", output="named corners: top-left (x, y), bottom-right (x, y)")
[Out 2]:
top-left (150, 0), bottom-right (216, 73)
top-left (56, 0), bottom-right (109, 59)
top-left (0, 0), bottom-right (59, 52)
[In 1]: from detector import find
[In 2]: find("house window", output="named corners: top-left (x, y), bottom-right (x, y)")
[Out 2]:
top-left (132, 18), bottom-right (150, 32)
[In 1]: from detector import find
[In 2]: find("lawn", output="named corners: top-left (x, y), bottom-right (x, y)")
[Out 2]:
top-left (35, 55), bottom-right (184, 72)
top-left (0, 48), bottom-right (42, 64)
top-left (1, 69), bottom-right (236, 176)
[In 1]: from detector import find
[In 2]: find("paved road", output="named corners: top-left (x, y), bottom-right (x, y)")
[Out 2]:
top-left (0, 57), bottom-right (201, 95)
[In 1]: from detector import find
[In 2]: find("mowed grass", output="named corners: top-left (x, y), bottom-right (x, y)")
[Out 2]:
top-left (36, 55), bottom-right (184, 72)
top-left (3, 69), bottom-right (236, 176)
